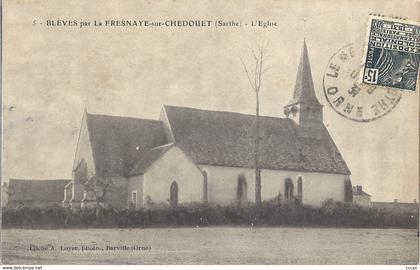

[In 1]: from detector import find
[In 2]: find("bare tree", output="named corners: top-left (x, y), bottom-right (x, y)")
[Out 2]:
top-left (84, 175), bottom-right (112, 223)
top-left (240, 42), bottom-right (273, 206)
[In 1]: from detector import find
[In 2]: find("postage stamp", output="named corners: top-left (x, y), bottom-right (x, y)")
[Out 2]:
top-left (361, 16), bottom-right (420, 91)
top-left (324, 43), bottom-right (402, 122)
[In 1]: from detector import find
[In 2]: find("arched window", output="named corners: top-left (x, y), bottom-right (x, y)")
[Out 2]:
top-left (170, 181), bottom-right (178, 207)
top-left (285, 178), bottom-right (294, 200)
top-left (297, 177), bottom-right (303, 203)
top-left (237, 174), bottom-right (247, 204)
top-left (202, 170), bottom-right (208, 203)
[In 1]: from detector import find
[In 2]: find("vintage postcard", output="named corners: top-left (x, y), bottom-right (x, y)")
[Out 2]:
top-left (361, 16), bottom-right (420, 91)
top-left (1, 0), bottom-right (419, 267)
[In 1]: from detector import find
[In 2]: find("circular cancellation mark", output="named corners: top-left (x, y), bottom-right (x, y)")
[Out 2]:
top-left (323, 43), bottom-right (402, 122)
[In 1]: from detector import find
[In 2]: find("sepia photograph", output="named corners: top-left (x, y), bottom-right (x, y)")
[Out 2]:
top-left (1, 0), bottom-right (419, 267)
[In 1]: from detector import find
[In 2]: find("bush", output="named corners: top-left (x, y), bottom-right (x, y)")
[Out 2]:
top-left (2, 201), bottom-right (418, 229)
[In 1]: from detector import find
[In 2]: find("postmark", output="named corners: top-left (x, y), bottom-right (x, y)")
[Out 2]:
top-left (323, 43), bottom-right (402, 122)
top-left (361, 16), bottom-right (420, 91)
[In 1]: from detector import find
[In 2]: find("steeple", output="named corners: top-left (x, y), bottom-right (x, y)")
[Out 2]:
top-left (289, 39), bottom-right (321, 106)
top-left (284, 40), bottom-right (323, 129)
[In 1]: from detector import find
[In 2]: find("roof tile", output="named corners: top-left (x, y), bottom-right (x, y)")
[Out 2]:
top-left (164, 105), bottom-right (350, 175)
top-left (86, 113), bottom-right (168, 176)
top-left (129, 144), bottom-right (174, 175)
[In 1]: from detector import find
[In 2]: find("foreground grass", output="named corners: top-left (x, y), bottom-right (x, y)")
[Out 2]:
top-left (2, 227), bottom-right (418, 264)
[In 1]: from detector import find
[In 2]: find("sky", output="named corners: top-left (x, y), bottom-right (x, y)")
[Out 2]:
top-left (3, 0), bottom-right (419, 202)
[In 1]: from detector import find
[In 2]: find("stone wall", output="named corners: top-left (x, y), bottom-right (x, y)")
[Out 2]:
top-left (127, 175), bottom-right (144, 208)
top-left (143, 146), bottom-right (204, 206)
top-left (199, 164), bottom-right (347, 207)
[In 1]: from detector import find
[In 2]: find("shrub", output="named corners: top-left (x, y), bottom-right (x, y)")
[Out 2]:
top-left (1, 201), bottom-right (418, 229)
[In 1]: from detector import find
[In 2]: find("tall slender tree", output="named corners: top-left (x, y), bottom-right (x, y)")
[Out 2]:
top-left (240, 42), bottom-right (273, 205)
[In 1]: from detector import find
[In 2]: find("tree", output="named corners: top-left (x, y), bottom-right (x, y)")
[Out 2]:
top-left (344, 178), bottom-right (353, 203)
top-left (240, 42), bottom-right (273, 206)
top-left (84, 175), bottom-right (112, 223)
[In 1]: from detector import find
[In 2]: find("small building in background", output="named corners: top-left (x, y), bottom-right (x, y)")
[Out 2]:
top-left (372, 199), bottom-right (419, 214)
top-left (352, 185), bottom-right (372, 207)
top-left (5, 179), bottom-right (71, 208)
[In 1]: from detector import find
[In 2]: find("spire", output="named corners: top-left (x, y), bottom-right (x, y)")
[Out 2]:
top-left (284, 39), bottom-right (323, 131)
top-left (288, 39), bottom-right (321, 106)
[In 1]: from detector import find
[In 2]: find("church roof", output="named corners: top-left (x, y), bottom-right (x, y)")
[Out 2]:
top-left (84, 106), bottom-right (350, 176)
top-left (287, 40), bottom-right (322, 106)
top-left (129, 144), bottom-right (174, 176)
top-left (164, 105), bottom-right (350, 175)
top-left (7, 179), bottom-right (71, 202)
top-left (82, 42), bottom-right (349, 176)
top-left (86, 113), bottom-right (168, 176)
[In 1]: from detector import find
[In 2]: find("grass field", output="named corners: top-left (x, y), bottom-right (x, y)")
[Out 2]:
top-left (1, 227), bottom-right (418, 264)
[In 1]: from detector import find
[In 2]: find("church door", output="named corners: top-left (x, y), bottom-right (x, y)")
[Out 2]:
top-left (170, 181), bottom-right (178, 207)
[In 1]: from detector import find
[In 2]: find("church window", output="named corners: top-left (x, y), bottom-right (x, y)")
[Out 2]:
top-left (237, 174), bottom-right (247, 205)
top-left (290, 106), bottom-right (298, 116)
top-left (297, 177), bottom-right (303, 203)
top-left (284, 108), bottom-right (290, 117)
top-left (285, 178), bottom-right (294, 200)
top-left (170, 181), bottom-right (179, 207)
top-left (131, 191), bottom-right (138, 209)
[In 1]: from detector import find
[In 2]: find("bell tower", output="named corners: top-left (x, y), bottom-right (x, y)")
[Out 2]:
top-left (284, 40), bottom-right (323, 130)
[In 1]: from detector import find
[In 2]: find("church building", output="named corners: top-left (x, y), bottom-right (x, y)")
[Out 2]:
top-left (63, 41), bottom-right (352, 210)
